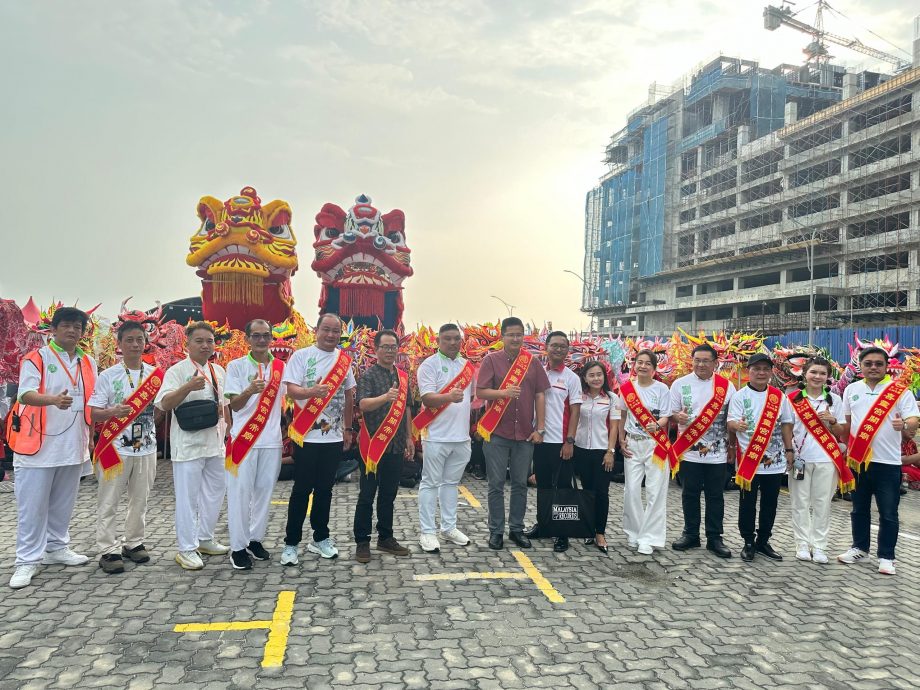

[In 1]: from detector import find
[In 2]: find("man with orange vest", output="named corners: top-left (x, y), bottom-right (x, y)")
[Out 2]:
top-left (7, 307), bottom-right (98, 590)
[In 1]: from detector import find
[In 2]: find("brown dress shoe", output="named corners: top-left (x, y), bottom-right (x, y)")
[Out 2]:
top-left (355, 542), bottom-right (371, 563)
top-left (376, 537), bottom-right (410, 556)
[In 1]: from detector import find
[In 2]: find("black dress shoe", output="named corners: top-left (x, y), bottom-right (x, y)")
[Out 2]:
top-left (756, 541), bottom-right (783, 561)
top-left (488, 533), bottom-right (503, 550)
top-left (508, 531), bottom-right (532, 549)
top-left (583, 538), bottom-right (594, 546)
top-left (523, 524), bottom-right (541, 539)
top-left (594, 541), bottom-right (608, 555)
top-left (706, 538), bottom-right (732, 559)
top-left (553, 537), bottom-right (569, 553)
top-left (741, 541), bottom-right (756, 562)
top-left (672, 534), bottom-right (701, 551)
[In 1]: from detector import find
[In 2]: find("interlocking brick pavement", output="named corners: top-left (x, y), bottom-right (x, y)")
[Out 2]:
top-left (1, 462), bottom-right (919, 689)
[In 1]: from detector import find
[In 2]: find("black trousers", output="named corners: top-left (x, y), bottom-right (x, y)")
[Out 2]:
top-left (574, 446), bottom-right (613, 534)
top-left (679, 461), bottom-right (725, 539)
top-left (534, 442), bottom-right (573, 489)
top-left (285, 441), bottom-right (342, 545)
top-left (738, 473), bottom-right (783, 544)
top-left (353, 452), bottom-right (403, 543)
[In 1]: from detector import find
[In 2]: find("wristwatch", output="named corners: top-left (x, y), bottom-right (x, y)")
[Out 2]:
top-left (537, 429), bottom-right (546, 436)
top-left (565, 436), bottom-right (575, 444)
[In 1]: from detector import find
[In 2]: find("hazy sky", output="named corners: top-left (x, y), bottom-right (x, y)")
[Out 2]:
top-left (2, 1), bottom-right (914, 331)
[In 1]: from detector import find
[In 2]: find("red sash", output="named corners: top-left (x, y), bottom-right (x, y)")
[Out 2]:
top-left (358, 368), bottom-right (408, 474)
top-left (620, 379), bottom-right (673, 473)
top-left (847, 378), bottom-right (910, 473)
top-left (225, 358), bottom-right (284, 475)
top-left (288, 350), bottom-right (352, 446)
top-left (789, 391), bottom-right (855, 493)
top-left (669, 374), bottom-right (729, 473)
top-left (477, 351), bottom-right (532, 442)
top-left (412, 359), bottom-right (475, 439)
top-left (734, 386), bottom-right (782, 491)
top-left (92, 366), bottom-right (164, 480)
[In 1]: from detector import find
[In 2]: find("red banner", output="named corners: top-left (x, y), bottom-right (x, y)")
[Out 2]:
top-left (288, 350), bottom-right (352, 446)
top-left (669, 374), bottom-right (729, 474)
top-left (412, 359), bottom-right (475, 439)
top-left (620, 379), bottom-right (673, 474)
top-left (476, 351), bottom-right (533, 442)
top-left (847, 378), bottom-right (909, 473)
top-left (92, 367), bottom-right (165, 480)
top-left (358, 368), bottom-right (408, 474)
top-left (225, 358), bottom-right (284, 475)
top-left (734, 386), bottom-right (781, 491)
top-left (789, 391), bottom-right (854, 493)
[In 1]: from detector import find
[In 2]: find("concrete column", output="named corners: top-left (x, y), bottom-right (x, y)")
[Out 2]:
top-left (842, 72), bottom-right (859, 100)
top-left (784, 101), bottom-right (798, 126)
top-left (713, 94), bottom-right (728, 123)
top-left (737, 125), bottom-right (750, 148)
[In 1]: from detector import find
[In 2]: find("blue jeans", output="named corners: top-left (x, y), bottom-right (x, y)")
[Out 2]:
top-left (851, 462), bottom-right (901, 560)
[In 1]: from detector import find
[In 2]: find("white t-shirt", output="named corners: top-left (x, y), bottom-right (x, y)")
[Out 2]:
top-left (88, 362), bottom-right (158, 458)
top-left (575, 391), bottom-right (620, 450)
top-left (842, 378), bottom-right (920, 465)
top-left (542, 365), bottom-right (582, 444)
top-left (224, 355), bottom-right (285, 449)
top-left (669, 373), bottom-right (736, 464)
top-left (790, 391), bottom-right (845, 464)
top-left (14, 345), bottom-right (97, 469)
top-left (416, 352), bottom-right (473, 443)
top-left (283, 345), bottom-right (356, 443)
top-left (618, 380), bottom-right (671, 437)
top-left (154, 357), bottom-right (226, 462)
top-left (728, 385), bottom-right (793, 475)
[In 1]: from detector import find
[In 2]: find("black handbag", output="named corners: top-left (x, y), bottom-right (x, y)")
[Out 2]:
top-left (536, 467), bottom-right (596, 539)
top-left (174, 364), bottom-right (220, 431)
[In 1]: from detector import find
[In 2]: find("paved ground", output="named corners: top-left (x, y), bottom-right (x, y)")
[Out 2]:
top-left (1, 462), bottom-right (919, 690)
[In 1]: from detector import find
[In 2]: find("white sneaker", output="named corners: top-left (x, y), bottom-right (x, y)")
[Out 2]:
top-left (419, 533), bottom-right (441, 553)
top-left (812, 549), bottom-right (829, 564)
top-left (280, 545), bottom-right (299, 566)
top-left (878, 558), bottom-right (896, 575)
top-left (9, 564), bottom-right (39, 589)
top-left (42, 548), bottom-right (89, 566)
top-left (637, 544), bottom-right (654, 555)
top-left (837, 547), bottom-right (869, 564)
top-left (627, 540), bottom-right (638, 549)
top-left (175, 550), bottom-right (204, 570)
top-left (196, 539), bottom-right (229, 556)
top-left (795, 544), bottom-right (812, 561)
top-left (440, 528), bottom-right (470, 546)
top-left (307, 538), bottom-right (339, 559)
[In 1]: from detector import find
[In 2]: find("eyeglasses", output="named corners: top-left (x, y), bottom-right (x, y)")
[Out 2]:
top-left (692, 358), bottom-right (715, 365)
top-left (547, 344), bottom-right (569, 350)
top-left (249, 333), bottom-right (272, 340)
top-left (861, 361), bottom-right (887, 368)
top-left (377, 345), bottom-right (399, 352)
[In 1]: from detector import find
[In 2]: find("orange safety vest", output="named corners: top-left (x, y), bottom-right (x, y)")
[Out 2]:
top-left (5, 349), bottom-right (96, 456)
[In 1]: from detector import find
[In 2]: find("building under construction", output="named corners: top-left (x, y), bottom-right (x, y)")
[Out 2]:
top-left (583, 14), bottom-right (920, 336)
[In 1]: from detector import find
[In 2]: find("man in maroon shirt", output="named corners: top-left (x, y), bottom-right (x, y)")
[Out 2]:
top-left (476, 317), bottom-right (550, 550)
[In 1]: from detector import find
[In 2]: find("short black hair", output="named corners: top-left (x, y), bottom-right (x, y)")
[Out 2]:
top-left (500, 317), bottom-right (524, 334)
top-left (51, 307), bottom-right (88, 330)
top-left (185, 321), bottom-right (216, 339)
top-left (546, 330), bottom-right (568, 344)
top-left (858, 347), bottom-right (889, 363)
top-left (316, 312), bottom-right (342, 329)
top-left (635, 349), bottom-right (658, 368)
top-left (374, 329), bottom-right (399, 347)
top-left (116, 321), bottom-right (146, 341)
top-left (244, 319), bottom-right (271, 336)
top-left (691, 344), bottom-right (718, 361)
top-left (438, 323), bottom-right (461, 335)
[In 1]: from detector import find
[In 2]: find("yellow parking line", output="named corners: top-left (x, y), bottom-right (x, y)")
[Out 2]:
top-left (272, 495), bottom-right (313, 513)
top-left (174, 620), bottom-right (270, 632)
top-left (512, 551), bottom-right (565, 603)
top-left (262, 591), bottom-right (296, 668)
top-left (414, 572), bottom-right (528, 581)
top-left (458, 485), bottom-right (481, 509)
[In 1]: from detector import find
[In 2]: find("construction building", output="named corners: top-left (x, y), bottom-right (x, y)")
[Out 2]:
top-left (582, 14), bottom-right (920, 336)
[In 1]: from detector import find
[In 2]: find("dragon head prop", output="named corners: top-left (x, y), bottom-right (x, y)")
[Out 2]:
top-left (187, 186), bottom-right (298, 330)
top-left (312, 194), bottom-right (413, 330)
top-left (832, 333), bottom-right (903, 395)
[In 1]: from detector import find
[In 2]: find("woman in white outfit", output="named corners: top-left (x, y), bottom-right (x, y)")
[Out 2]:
top-left (619, 350), bottom-right (671, 555)
top-left (788, 357), bottom-right (846, 564)
top-left (573, 361), bottom-right (620, 554)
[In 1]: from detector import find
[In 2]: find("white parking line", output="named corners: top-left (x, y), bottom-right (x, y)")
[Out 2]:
top-left (871, 524), bottom-right (920, 542)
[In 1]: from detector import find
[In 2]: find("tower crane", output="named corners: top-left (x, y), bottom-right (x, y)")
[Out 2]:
top-left (764, 0), bottom-right (910, 71)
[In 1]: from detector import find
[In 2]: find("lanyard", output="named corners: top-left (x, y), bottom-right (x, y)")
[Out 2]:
top-left (191, 361), bottom-right (218, 394)
top-left (124, 364), bottom-right (146, 390)
top-left (247, 353), bottom-right (273, 380)
top-left (50, 348), bottom-right (80, 389)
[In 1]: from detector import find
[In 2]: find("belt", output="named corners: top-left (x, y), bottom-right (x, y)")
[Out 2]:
top-left (626, 431), bottom-right (653, 441)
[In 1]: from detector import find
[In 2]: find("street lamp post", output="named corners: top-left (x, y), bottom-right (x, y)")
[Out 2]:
top-left (761, 301), bottom-right (767, 335)
top-left (563, 269), bottom-right (595, 333)
top-left (806, 229), bottom-right (818, 346)
top-left (490, 295), bottom-right (515, 316)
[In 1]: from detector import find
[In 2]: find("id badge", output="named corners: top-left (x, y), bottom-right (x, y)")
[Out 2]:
top-left (131, 422), bottom-right (143, 442)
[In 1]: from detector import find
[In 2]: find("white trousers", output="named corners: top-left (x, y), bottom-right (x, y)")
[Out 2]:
top-left (789, 461), bottom-right (837, 551)
top-left (227, 447), bottom-right (282, 552)
top-left (419, 440), bottom-right (471, 534)
top-left (14, 464), bottom-right (83, 565)
top-left (622, 436), bottom-right (669, 548)
top-left (96, 452), bottom-right (157, 555)
top-left (172, 456), bottom-right (226, 552)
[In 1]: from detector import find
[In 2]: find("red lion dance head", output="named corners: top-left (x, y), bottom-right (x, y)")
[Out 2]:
top-left (311, 194), bottom-right (413, 330)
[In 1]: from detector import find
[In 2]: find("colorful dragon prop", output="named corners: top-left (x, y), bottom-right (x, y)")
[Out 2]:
top-left (312, 194), bottom-right (413, 330)
top-left (187, 187), bottom-right (298, 330)
top-left (114, 298), bottom-right (187, 372)
top-left (831, 334), bottom-right (903, 396)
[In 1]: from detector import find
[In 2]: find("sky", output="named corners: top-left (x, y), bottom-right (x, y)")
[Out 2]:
top-left (1, 0), bottom-right (915, 332)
